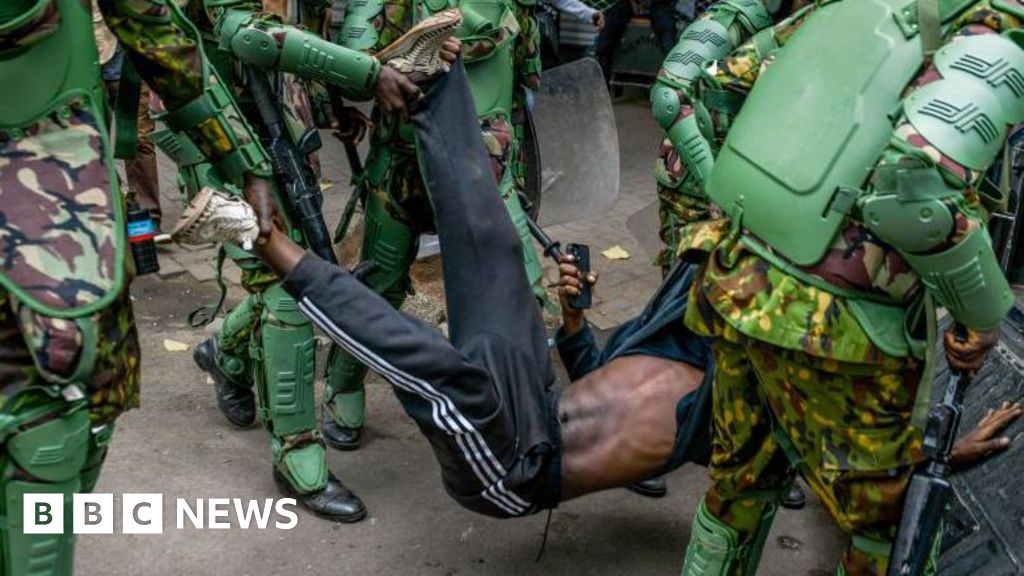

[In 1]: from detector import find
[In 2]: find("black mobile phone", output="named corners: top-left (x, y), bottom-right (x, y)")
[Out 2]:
top-left (566, 243), bottom-right (592, 310)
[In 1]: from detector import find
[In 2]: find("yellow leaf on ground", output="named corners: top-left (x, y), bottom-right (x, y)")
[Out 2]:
top-left (601, 245), bottom-right (631, 260)
top-left (163, 339), bottom-right (190, 352)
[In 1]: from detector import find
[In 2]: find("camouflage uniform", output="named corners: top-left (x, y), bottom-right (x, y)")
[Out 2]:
top-left (323, 0), bottom-right (545, 446)
top-left (162, 0), bottom-right (373, 519)
top-left (664, 2), bottom-right (1024, 574)
top-left (0, 0), bottom-right (267, 573)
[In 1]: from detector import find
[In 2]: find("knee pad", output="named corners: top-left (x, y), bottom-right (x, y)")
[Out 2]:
top-left (1, 391), bottom-right (91, 576)
top-left (254, 284), bottom-right (317, 438)
top-left (216, 294), bottom-right (260, 386)
top-left (361, 193), bottom-right (417, 308)
top-left (323, 346), bottom-right (368, 428)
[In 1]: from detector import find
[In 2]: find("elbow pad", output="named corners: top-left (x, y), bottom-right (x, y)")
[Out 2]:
top-left (902, 224), bottom-right (1013, 331)
top-left (650, 18), bottom-right (727, 189)
top-left (861, 166), bottom-right (1013, 331)
top-left (217, 10), bottom-right (381, 100)
top-left (651, 84), bottom-right (715, 187)
top-left (162, 82), bottom-right (273, 183)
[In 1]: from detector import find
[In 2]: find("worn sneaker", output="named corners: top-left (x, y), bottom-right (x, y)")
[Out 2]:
top-left (171, 187), bottom-right (260, 250)
top-left (376, 9), bottom-right (462, 82)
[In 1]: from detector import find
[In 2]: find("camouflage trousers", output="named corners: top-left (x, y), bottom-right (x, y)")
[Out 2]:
top-left (0, 288), bottom-right (141, 425)
top-left (703, 332), bottom-right (924, 575)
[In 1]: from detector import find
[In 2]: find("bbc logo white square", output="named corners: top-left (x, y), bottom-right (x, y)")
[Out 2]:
top-left (73, 493), bottom-right (114, 534)
top-left (122, 493), bottom-right (163, 534)
top-left (23, 493), bottom-right (64, 534)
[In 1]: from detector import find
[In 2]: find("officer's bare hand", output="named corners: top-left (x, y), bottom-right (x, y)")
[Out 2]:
top-left (556, 254), bottom-right (597, 335)
top-left (243, 174), bottom-right (279, 244)
top-left (951, 401), bottom-right (1022, 467)
top-left (375, 66), bottom-right (421, 120)
top-left (944, 326), bottom-right (999, 373)
top-left (440, 37), bottom-right (461, 63)
top-left (592, 11), bottom-right (605, 29)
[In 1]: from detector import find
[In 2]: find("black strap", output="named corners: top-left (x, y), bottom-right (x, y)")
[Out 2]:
top-left (114, 59), bottom-right (142, 160)
top-left (187, 246), bottom-right (228, 328)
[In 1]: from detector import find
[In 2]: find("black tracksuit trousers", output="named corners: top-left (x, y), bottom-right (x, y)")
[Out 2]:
top-left (283, 62), bottom-right (560, 518)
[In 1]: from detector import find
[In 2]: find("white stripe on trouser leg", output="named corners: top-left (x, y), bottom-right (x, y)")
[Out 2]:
top-left (299, 299), bottom-right (530, 515)
top-left (304, 299), bottom-right (503, 484)
top-left (300, 301), bottom-right (524, 515)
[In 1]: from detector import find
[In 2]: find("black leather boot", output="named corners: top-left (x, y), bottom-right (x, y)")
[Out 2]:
top-left (193, 338), bottom-right (256, 428)
top-left (627, 475), bottom-right (668, 498)
top-left (780, 483), bottom-right (806, 510)
top-left (322, 405), bottom-right (363, 451)
top-left (273, 468), bottom-right (367, 523)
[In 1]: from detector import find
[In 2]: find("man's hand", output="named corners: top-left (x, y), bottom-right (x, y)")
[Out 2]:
top-left (951, 401), bottom-right (1022, 467)
top-left (375, 66), bottom-right (422, 120)
top-left (592, 11), bottom-right (605, 29)
top-left (440, 37), bottom-right (461, 64)
top-left (945, 325), bottom-right (1000, 373)
top-left (556, 254), bottom-right (598, 336)
top-left (243, 173), bottom-right (279, 244)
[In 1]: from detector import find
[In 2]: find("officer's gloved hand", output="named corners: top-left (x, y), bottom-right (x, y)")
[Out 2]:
top-left (944, 325), bottom-right (1000, 374)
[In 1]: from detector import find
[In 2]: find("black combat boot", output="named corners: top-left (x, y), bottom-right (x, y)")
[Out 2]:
top-left (627, 475), bottom-right (668, 498)
top-left (193, 337), bottom-right (256, 427)
top-left (322, 405), bottom-right (363, 451)
top-left (273, 468), bottom-right (367, 523)
top-left (780, 483), bottom-right (806, 510)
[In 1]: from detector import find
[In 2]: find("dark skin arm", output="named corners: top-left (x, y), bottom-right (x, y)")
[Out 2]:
top-left (554, 259), bottom-right (703, 499)
top-left (951, 401), bottom-right (1022, 468)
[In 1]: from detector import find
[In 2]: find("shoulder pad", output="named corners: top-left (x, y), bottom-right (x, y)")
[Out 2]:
top-left (338, 0), bottom-right (384, 51)
top-left (716, 0), bottom-right (772, 34)
top-left (935, 33), bottom-right (1024, 123)
top-left (905, 77), bottom-right (1008, 171)
top-left (660, 19), bottom-right (731, 86)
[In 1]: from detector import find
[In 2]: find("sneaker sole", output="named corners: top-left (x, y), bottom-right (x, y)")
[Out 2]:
top-left (170, 186), bottom-right (217, 245)
top-left (376, 9), bottom-right (463, 73)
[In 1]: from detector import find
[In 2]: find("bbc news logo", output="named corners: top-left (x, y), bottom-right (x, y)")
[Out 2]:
top-left (23, 494), bottom-right (299, 534)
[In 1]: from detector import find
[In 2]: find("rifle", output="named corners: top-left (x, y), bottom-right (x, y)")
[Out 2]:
top-left (246, 68), bottom-right (338, 265)
top-left (887, 325), bottom-right (970, 576)
top-left (329, 93), bottom-right (368, 244)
